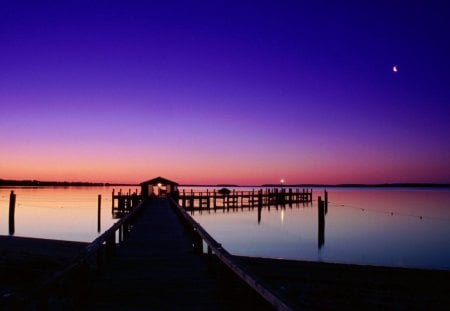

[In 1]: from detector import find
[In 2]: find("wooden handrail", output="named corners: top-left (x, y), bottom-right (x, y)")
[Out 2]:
top-left (46, 197), bottom-right (146, 278)
top-left (169, 198), bottom-right (294, 311)
top-left (3, 198), bottom-right (147, 309)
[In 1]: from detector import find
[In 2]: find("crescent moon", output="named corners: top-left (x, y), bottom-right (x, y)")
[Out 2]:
top-left (393, 65), bottom-right (398, 72)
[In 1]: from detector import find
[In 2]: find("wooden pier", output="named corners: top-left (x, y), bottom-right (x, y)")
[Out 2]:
top-left (111, 187), bottom-right (313, 215)
top-left (3, 196), bottom-right (288, 310)
top-left (111, 188), bottom-right (141, 218)
top-left (178, 188), bottom-right (313, 210)
top-left (77, 197), bottom-right (278, 310)
top-left (3, 180), bottom-right (450, 310)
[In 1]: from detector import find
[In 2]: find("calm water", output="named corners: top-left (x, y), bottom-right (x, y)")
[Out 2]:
top-left (191, 187), bottom-right (450, 270)
top-left (0, 186), bottom-right (133, 242)
top-left (1, 186), bottom-right (449, 270)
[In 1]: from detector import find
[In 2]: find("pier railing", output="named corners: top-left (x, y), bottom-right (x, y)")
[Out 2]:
top-left (111, 188), bottom-right (141, 218)
top-left (4, 196), bottom-right (146, 309)
top-left (179, 187), bottom-right (312, 210)
top-left (170, 198), bottom-right (295, 311)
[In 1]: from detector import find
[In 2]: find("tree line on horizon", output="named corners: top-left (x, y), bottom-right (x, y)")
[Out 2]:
top-left (0, 179), bottom-right (132, 187)
top-left (1, 179), bottom-right (448, 188)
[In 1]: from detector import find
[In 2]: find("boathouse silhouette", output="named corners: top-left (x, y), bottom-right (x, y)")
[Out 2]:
top-left (140, 177), bottom-right (179, 198)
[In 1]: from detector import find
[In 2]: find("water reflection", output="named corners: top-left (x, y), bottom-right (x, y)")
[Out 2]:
top-left (2, 186), bottom-right (450, 269)
top-left (0, 186), bottom-right (118, 242)
top-left (192, 187), bottom-right (450, 270)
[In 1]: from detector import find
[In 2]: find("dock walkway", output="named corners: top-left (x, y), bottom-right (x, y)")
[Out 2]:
top-left (77, 198), bottom-right (272, 310)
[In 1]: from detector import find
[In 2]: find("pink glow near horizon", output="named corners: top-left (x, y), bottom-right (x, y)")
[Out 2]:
top-left (1, 2), bottom-right (450, 185)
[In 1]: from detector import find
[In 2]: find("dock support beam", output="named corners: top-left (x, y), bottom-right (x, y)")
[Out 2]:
top-left (98, 194), bottom-right (102, 233)
top-left (9, 191), bottom-right (16, 235)
top-left (318, 196), bottom-right (325, 249)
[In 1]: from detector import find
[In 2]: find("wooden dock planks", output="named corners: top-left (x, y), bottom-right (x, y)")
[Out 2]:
top-left (179, 188), bottom-right (313, 210)
top-left (76, 198), bottom-right (273, 310)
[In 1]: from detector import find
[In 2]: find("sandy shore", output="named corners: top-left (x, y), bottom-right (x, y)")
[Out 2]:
top-left (237, 256), bottom-right (450, 310)
top-left (2, 235), bottom-right (449, 310)
top-left (0, 236), bottom-right (87, 297)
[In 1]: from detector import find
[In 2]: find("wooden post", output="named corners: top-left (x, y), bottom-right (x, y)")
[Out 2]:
top-left (193, 229), bottom-right (203, 254)
top-left (324, 190), bottom-right (328, 214)
top-left (9, 191), bottom-right (16, 235)
top-left (97, 194), bottom-right (102, 233)
top-left (123, 222), bottom-right (130, 239)
top-left (106, 234), bottom-right (116, 256)
top-left (111, 189), bottom-right (115, 215)
top-left (119, 224), bottom-right (123, 243)
top-left (258, 190), bottom-right (262, 209)
top-left (318, 196), bottom-right (325, 249)
top-left (232, 190), bottom-right (235, 209)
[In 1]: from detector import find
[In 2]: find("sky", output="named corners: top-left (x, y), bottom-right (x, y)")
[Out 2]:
top-left (1, 1), bottom-right (449, 185)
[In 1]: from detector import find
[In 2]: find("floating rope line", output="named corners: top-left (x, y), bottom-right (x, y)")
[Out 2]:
top-left (327, 201), bottom-right (450, 223)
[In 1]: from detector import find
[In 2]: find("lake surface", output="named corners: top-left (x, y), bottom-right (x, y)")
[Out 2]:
top-left (1, 186), bottom-right (449, 270)
top-left (191, 187), bottom-right (450, 270)
top-left (0, 186), bottom-right (137, 242)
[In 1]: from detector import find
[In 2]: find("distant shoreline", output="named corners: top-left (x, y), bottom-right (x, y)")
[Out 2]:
top-left (0, 179), bottom-right (135, 187)
top-left (182, 183), bottom-right (450, 188)
top-left (1, 179), bottom-right (448, 188)
top-left (259, 183), bottom-right (450, 188)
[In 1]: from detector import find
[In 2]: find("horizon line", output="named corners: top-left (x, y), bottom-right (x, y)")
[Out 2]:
top-left (1, 178), bottom-right (449, 188)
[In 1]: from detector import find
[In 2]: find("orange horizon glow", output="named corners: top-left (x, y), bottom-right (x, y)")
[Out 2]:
top-left (1, 2), bottom-right (449, 187)
top-left (2, 161), bottom-right (449, 186)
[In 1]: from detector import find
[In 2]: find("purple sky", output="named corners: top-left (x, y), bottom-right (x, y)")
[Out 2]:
top-left (1, 1), bottom-right (449, 185)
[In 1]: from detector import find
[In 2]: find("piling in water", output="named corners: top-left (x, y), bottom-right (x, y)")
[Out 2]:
top-left (318, 196), bottom-right (325, 249)
top-left (98, 194), bottom-right (102, 233)
top-left (9, 191), bottom-right (16, 235)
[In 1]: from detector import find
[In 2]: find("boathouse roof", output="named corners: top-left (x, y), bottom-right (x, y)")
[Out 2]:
top-left (140, 177), bottom-right (179, 186)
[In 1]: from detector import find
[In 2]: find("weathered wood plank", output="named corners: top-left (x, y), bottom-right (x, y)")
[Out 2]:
top-left (75, 198), bottom-right (273, 310)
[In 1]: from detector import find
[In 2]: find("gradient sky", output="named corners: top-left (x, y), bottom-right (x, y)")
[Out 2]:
top-left (1, 1), bottom-right (449, 185)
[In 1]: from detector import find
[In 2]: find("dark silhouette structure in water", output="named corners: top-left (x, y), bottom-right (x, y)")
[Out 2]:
top-left (318, 196), bottom-right (325, 249)
top-left (140, 176), bottom-right (179, 199)
top-left (9, 191), bottom-right (16, 235)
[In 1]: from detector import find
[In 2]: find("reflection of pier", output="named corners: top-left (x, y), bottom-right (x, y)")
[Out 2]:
top-left (179, 188), bottom-right (313, 210)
